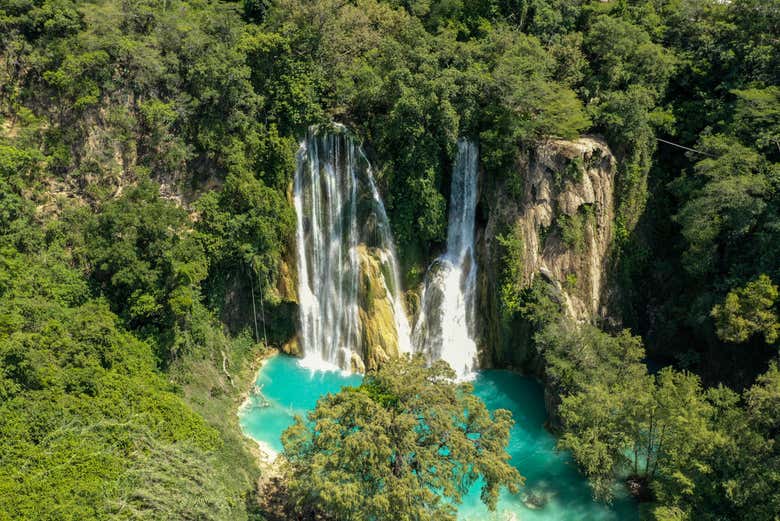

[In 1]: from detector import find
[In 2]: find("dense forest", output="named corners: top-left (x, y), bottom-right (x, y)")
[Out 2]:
top-left (0, 0), bottom-right (778, 520)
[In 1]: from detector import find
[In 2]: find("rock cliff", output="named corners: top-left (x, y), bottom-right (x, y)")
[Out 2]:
top-left (476, 137), bottom-right (617, 369)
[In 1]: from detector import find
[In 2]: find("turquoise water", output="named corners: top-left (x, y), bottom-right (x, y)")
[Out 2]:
top-left (239, 355), bottom-right (637, 520)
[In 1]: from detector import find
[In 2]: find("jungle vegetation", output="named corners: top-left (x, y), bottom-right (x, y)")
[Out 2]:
top-left (0, 0), bottom-right (778, 520)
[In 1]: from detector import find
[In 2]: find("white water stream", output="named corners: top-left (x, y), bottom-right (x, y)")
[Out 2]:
top-left (293, 125), bottom-right (411, 371)
top-left (412, 139), bottom-right (479, 378)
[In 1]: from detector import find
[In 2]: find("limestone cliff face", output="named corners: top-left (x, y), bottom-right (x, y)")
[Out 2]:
top-left (476, 137), bottom-right (617, 369)
top-left (356, 245), bottom-right (402, 372)
top-left (278, 256), bottom-right (302, 357)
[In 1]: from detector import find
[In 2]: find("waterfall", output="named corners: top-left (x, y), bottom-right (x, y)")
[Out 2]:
top-left (293, 125), bottom-right (411, 372)
top-left (413, 139), bottom-right (479, 379)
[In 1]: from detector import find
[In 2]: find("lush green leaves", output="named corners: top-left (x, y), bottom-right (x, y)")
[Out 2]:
top-left (77, 181), bottom-right (207, 359)
top-left (1, 0), bottom-right (779, 519)
top-left (282, 356), bottom-right (522, 521)
top-left (540, 318), bottom-right (780, 518)
top-left (673, 135), bottom-right (775, 280)
top-left (0, 243), bottom-right (243, 520)
top-left (712, 275), bottom-right (780, 345)
top-left (266, 0), bottom-right (589, 267)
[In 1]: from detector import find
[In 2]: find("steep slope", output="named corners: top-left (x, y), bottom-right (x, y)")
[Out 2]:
top-left (476, 137), bottom-right (618, 368)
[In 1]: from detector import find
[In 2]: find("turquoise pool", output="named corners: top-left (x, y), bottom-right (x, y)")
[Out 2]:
top-left (239, 355), bottom-right (637, 520)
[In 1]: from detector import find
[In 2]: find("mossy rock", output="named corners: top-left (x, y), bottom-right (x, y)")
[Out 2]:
top-left (281, 335), bottom-right (301, 357)
top-left (357, 246), bottom-right (399, 370)
top-left (277, 260), bottom-right (298, 304)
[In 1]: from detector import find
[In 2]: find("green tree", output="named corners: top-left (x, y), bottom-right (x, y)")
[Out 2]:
top-left (541, 321), bottom-right (723, 504)
top-left (558, 379), bottom-right (646, 501)
top-left (0, 243), bottom-right (251, 520)
top-left (0, 144), bottom-right (43, 251)
top-left (732, 86), bottom-right (780, 158)
top-left (281, 356), bottom-right (522, 520)
top-left (80, 179), bottom-right (208, 361)
top-left (712, 274), bottom-right (780, 345)
top-left (195, 169), bottom-right (295, 315)
top-left (496, 223), bottom-right (525, 317)
top-left (540, 321), bottom-right (649, 500)
top-left (537, 320), bottom-right (646, 397)
top-left (650, 366), bottom-right (780, 521)
top-left (583, 13), bottom-right (675, 237)
top-left (673, 135), bottom-right (772, 279)
top-left (648, 369), bottom-right (720, 508)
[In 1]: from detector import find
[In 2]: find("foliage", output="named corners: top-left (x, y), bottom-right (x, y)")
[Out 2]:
top-left (712, 274), bottom-right (780, 345)
top-left (75, 180), bottom-right (206, 362)
top-left (195, 170), bottom-right (295, 299)
top-left (0, 4), bottom-right (277, 518)
top-left (617, 0), bottom-right (780, 385)
top-left (516, 278), bottom-right (563, 330)
top-left (538, 321), bottom-right (646, 398)
top-left (580, 11), bottom-right (676, 239)
top-left (732, 86), bottom-right (780, 157)
top-left (0, 242), bottom-right (261, 520)
top-left (557, 206), bottom-right (592, 254)
top-left (266, 0), bottom-right (589, 262)
top-left (539, 317), bottom-right (780, 518)
top-left (1, 0), bottom-right (300, 306)
top-left (281, 355), bottom-right (521, 520)
top-left (538, 321), bottom-right (648, 500)
top-left (496, 223), bottom-right (525, 317)
top-left (649, 366), bottom-right (780, 521)
top-left (1, 0), bottom-right (779, 518)
top-left (673, 135), bottom-right (773, 279)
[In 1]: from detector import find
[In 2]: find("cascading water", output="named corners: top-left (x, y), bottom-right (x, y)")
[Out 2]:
top-left (413, 139), bottom-right (479, 378)
top-left (294, 125), bottom-right (411, 372)
top-left (245, 136), bottom-right (638, 521)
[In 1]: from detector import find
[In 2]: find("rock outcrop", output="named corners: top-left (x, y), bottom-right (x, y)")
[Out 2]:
top-left (282, 244), bottom-right (406, 371)
top-left (476, 137), bottom-right (617, 369)
top-left (357, 245), bottom-right (403, 371)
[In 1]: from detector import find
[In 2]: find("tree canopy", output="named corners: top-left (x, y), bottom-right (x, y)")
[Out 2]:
top-left (281, 356), bottom-right (521, 521)
top-left (1, 0), bottom-right (779, 519)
